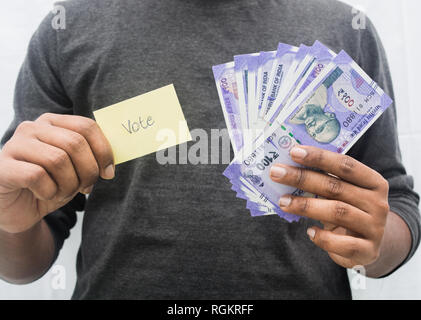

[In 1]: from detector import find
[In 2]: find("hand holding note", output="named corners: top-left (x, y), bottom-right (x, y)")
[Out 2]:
top-left (0, 84), bottom-right (192, 234)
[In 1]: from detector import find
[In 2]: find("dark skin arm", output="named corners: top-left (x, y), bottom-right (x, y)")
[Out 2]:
top-left (0, 220), bottom-right (55, 284)
top-left (270, 145), bottom-right (411, 278)
top-left (365, 211), bottom-right (411, 277)
top-left (0, 113), bottom-right (114, 284)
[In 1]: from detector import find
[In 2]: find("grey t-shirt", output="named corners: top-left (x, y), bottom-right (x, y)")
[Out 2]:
top-left (1, 0), bottom-right (420, 299)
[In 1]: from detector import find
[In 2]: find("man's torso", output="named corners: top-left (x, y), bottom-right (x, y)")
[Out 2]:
top-left (56, 0), bottom-right (356, 299)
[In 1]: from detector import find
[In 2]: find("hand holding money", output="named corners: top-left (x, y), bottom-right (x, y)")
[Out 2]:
top-left (213, 40), bottom-right (393, 222)
top-left (270, 145), bottom-right (389, 268)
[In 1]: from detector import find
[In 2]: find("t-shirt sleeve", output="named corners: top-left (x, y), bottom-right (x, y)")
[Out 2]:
top-left (0, 13), bottom-right (82, 263)
top-left (347, 17), bottom-right (421, 275)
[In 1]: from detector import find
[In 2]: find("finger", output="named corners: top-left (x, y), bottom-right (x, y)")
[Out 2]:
top-left (289, 145), bottom-right (388, 191)
top-left (36, 113), bottom-right (115, 180)
top-left (327, 252), bottom-right (356, 269)
top-left (0, 156), bottom-right (57, 201)
top-left (30, 122), bottom-right (99, 193)
top-left (6, 137), bottom-right (80, 199)
top-left (278, 195), bottom-right (375, 238)
top-left (307, 226), bottom-right (378, 263)
top-left (322, 221), bottom-right (337, 231)
top-left (270, 163), bottom-right (373, 211)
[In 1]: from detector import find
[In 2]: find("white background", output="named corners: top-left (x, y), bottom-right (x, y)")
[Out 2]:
top-left (0, 0), bottom-right (420, 299)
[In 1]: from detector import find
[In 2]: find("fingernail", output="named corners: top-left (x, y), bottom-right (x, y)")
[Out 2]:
top-left (103, 164), bottom-right (115, 180)
top-left (81, 185), bottom-right (94, 194)
top-left (307, 228), bottom-right (316, 240)
top-left (290, 147), bottom-right (308, 159)
top-left (278, 196), bottom-right (291, 207)
top-left (270, 166), bottom-right (287, 179)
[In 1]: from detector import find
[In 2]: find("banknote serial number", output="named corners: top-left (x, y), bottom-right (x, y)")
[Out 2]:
top-left (343, 112), bottom-right (356, 128)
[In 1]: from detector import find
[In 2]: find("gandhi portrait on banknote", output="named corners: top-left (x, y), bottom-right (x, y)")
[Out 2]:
top-left (289, 103), bottom-right (340, 144)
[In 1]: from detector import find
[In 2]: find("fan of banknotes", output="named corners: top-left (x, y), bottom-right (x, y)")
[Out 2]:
top-left (212, 40), bottom-right (393, 222)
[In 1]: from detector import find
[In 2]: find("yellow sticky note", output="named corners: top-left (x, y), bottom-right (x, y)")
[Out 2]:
top-left (93, 84), bottom-right (192, 164)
